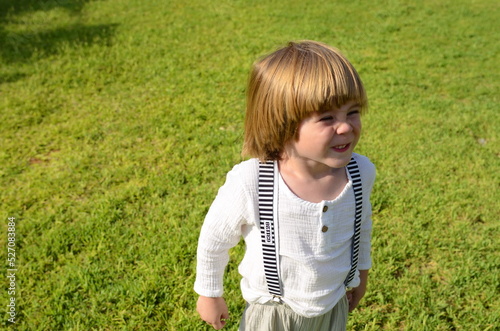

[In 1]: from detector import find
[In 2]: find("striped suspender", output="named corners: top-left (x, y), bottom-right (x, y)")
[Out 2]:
top-left (258, 161), bottom-right (282, 299)
top-left (344, 158), bottom-right (363, 286)
top-left (258, 157), bottom-right (363, 299)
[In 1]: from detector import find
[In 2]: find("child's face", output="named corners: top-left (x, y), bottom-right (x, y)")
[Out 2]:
top-left (284, 100), bottom-right (362, 171)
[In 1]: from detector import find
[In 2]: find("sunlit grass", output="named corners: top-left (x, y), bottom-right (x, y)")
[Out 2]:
top-left (0, 0), bottom-right (498, 330)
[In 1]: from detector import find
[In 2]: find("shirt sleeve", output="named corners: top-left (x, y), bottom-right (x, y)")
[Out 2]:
top-left (194, 165), bottom-right (251, 297)
top-left (356, 154), bottom-right (376, 270)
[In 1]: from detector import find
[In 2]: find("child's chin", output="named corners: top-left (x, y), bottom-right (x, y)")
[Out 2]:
top-left (327, 160), bottom-right (352, 170)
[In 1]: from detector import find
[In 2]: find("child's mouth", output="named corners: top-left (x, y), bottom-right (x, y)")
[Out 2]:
top-left (331, 143), bottom-right (350, 152)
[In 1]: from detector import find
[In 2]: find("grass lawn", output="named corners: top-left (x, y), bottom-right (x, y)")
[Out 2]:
top-left (0, 0), bottom-right (498, 330)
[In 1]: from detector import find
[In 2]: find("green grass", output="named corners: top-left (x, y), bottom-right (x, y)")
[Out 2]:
top-left (0, 0), bottom-right (498, 330)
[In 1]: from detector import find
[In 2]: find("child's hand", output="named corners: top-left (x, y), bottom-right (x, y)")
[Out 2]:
top-left (196, 296), bottom-right (229, 330)
top-left (346, 269), bottom-right (369, 312)
top-left (346, 286), bottom-right (366, 312)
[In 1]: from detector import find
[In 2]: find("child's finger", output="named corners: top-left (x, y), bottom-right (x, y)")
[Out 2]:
top-left (211, 314), bottom-right (229, 330)
top-left (211, 319), bottom-right (223, 330)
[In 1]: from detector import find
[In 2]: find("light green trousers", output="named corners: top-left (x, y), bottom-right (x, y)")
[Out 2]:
top-left (239, 295), bottom-right (348, 331)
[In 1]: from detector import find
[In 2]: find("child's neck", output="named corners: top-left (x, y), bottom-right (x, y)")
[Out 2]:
top-left (278, 158), bottom-right (348, 203)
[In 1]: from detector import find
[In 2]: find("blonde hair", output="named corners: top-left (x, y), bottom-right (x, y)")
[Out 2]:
top-left (242, 40), bottom-right (367, 161)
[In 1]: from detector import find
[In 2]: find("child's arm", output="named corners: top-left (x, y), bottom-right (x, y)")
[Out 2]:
top-left (194, 164), bottom-right (251, 328)
top-left (197, 296), bottom-right (229, 330)
top-left (346, 269), bottom-right (369, 312)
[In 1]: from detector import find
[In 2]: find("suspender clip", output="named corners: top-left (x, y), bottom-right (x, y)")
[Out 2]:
top-left (272, 295), bottom-right (283, 304)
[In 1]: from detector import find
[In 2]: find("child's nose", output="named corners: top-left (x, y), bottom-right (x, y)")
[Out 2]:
top-left (335, 120), bottom-right (353, 134)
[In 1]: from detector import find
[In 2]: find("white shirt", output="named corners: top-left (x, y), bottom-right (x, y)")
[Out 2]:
top-left (194, 153), bottom-right (375, 317)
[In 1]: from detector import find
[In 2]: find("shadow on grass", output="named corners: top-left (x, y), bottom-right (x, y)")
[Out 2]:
top-left (0, 23), bottom-right (118, 63)
top-left (0, 0), bottom-right (118, 82)
top-left (0, 72), bottom-right (27, 84)
top-left (0, 0), bottom-right (91, 19)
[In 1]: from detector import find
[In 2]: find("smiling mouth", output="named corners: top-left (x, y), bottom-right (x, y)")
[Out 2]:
top-left (332, 143), bottom-right (350, 152)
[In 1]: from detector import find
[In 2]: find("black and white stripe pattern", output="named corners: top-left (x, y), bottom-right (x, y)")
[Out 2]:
top-left (344, 157), bottom-right (363, 286)
top-left (258, 157), bottom-right (363, 297)
top-left (258, 161), bottom-right (282, 297)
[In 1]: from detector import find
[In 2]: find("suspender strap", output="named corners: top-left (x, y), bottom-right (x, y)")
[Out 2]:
top-left (258, 157), bottom-right (363, 298)
top-left (258, 160), bottom-right (282, 298)
top-left (344, 157), bottom-right (363, 286)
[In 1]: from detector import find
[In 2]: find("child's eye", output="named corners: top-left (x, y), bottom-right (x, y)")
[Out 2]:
top-left (319, 116), bottom-right (334, 122)
top-left (348, 110), bottom-right (360, 116)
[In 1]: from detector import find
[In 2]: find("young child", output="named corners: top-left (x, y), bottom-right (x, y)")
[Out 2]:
top-left (194, 40), bottom-right (375, 330)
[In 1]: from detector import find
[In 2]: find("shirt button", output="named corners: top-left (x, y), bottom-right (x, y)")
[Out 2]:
top-left (322, 225), bottom-right (329, 233)
top-left (322, 206), bottom-right (328, 212)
